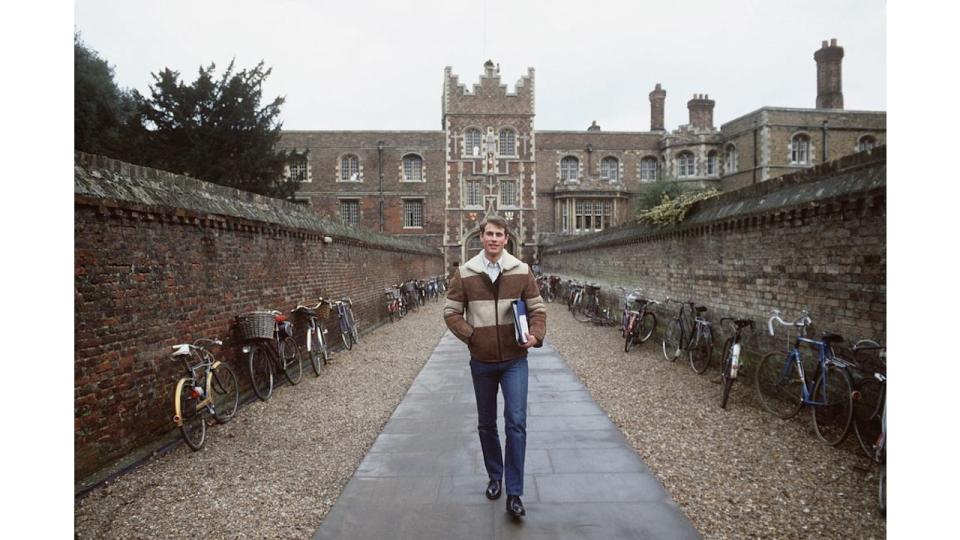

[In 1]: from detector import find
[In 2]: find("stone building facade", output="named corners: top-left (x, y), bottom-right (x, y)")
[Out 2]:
top-left (278, 39), bottom-right (885, 267)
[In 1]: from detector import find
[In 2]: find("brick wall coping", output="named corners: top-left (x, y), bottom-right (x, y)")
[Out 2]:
top-left (281, 130), bottom-right (444, 134)
top-left (74, 152), bottom-right (440, 257)
top-left (541, 146), bottom-right (885, 254)
top-left (721, 106), bottom-right (887, 129)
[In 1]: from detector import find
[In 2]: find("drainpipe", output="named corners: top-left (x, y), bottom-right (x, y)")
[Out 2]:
top-left (752, 119), bottom-right (758, 184)
top-left (378, 141), bottom-right (384, 233)
top-left (821, 120), bottom-right (829, 163)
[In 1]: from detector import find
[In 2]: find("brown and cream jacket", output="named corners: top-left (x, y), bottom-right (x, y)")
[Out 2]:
top-left (443, 251), bottom-right (546, 363)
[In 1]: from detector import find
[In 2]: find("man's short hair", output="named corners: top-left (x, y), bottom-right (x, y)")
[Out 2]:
top-left (479, 215), bottom-right (509, 235)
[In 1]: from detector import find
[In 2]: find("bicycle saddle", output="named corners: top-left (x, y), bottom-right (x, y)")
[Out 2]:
top-left (296, 307), bottom-right (317, 316)
top-left (695, 306), bottom-right (707, 314)
top-left (822, 333), bottom-right (845, 344)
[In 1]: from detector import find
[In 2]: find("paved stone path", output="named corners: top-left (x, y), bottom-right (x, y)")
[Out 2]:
top-left (313, 331), bottom-right (700, 539)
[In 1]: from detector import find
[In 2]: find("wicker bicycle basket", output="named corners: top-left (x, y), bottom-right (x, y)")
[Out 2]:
top-left (237, 311), bottom-right (276, 340)
top-left (317, 302), bottom-right (332, 320)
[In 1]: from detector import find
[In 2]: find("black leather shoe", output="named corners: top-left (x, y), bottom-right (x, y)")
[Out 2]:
top-left (485, 479), bottom-right (502, 500)
top-left (506, 495), bottom-right (526, 517)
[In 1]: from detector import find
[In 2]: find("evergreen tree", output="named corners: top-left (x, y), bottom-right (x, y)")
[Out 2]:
top-left (138, 60), bottom-right (298, 199)
top-left (74, 34), bottom-right (136, 157)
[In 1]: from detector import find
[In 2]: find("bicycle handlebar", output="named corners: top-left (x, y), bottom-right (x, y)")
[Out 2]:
top-left (767, 309), bottom-right (812, 336)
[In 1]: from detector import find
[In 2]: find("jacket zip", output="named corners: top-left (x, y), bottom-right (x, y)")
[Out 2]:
top-left (485, 272), bottom-right (503, 362)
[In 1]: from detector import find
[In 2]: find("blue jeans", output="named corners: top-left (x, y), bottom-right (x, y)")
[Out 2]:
top-left (470, 356), bottom-right (528, 496)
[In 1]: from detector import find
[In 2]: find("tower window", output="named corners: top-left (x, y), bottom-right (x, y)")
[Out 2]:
top-left (498, 129), bottom-right (516, 156)
top-left (465, 179), bottom-right (482, 207)
top-left (465, 129), bottom-right (483, 157)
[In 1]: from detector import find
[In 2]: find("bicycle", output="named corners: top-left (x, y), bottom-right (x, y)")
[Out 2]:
top-left (755, 309), bottom-right (855, 446)
top-left (294, 299), bottom-right (333, 376)
top-left (537, 275), bottom-right (555, 303)
top-left (662, 299), bottom-right (713, 374)
top-left (849, 339), bottom-right (886, 460)
top-left (170, 338), bottom-right (239, 450)
top-left (401, 280), bottom-right (419, 313)
top-left (239, 310), bottom-right (305, 402)
top-left (385, 285), bottom-right (405, 322)
top-left (573, 284), bottom-right (601, 323)
top-left (623, 293), bottom-right (658, 353)
top-left (333, 297), bottom-right (360, 350)
top-left (718, 317), bottom-right (755, 409)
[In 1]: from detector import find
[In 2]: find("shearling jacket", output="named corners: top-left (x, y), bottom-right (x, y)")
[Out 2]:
top-left (443, 251), bottom-right (547, 363)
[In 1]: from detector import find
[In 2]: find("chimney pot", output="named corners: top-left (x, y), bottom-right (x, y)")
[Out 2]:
top-left (830, 38), bottom-right (837, 46)
top-left (822, 40), bottom-right (829, 48)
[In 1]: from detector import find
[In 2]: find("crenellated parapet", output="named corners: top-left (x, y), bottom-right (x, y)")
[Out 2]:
top-left (443, 60), bottom-right (535, 120)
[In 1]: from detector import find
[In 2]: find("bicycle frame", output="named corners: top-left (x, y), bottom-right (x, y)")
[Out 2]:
top-left (172, 346), bottom-right (221, 426)
top-left (777, 336), bottom-right (837, 406)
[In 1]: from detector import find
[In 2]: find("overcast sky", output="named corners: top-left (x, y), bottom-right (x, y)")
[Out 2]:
top-left (74, 0), bottom-right (885, 132)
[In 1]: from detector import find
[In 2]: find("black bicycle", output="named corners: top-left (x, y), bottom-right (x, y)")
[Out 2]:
top-left (239, 310), bottom-right (305, 401)
top-left (662, 299), bottom-right (712, 373)
top-left (718, 317), bottom-right (754, 409)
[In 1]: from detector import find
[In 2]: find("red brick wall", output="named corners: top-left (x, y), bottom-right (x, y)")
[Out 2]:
top-left (74, 153), bottom-right (442, 481)
top-left (541, 150), bottom-right (886, 349)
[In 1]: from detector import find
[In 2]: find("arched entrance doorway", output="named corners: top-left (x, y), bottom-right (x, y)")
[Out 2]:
top-left (464, 232), bottom-right (516, 261)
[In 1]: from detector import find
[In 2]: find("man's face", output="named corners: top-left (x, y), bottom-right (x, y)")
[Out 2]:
top-left (482, 223), bottom-right (506, 260)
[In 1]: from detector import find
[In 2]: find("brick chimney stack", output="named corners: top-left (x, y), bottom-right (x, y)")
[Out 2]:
top-left (687, 93), bottom-right (715, 130)
top-left (649, 83), bottom-right (666, 131)
top-left (814, 38), bottom-right (844, 109)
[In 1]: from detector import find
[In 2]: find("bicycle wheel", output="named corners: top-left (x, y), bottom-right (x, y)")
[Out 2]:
top-left (308, 327), bottom-right (324, 376)
top-left (573, 300), bottom-right (593, 323)
top-left (689, 328), bottom-right (712, 374)
top-left (720, 338), bottom-right (734, 409)
top-left (341, 326), bottom-right (354, 350)
top-left (248, 343), bottom-right (274, 401)
top-left (811, 364), bottom-right (854, 446)
top-left (388, 306), bottom-right (396, 323)
top-left (280, 336), bottom-right (304, 385)
top-left (624, 315), bottom-right (636, 353)
top-left (176, 382), bottom-right (206, 450)
top-left (348, 308), bottom-right (359, 344)
top-left (399, 302), bottom-right (407, 318)
top-left (211, 363), bottom-right (239, 423)
top-left (662, 318), bottom-right (682, 361)
top-left (755, 351), bottom-right (803, 419)
top-left (637, 312), bottom-right (657, 344)
top-left (853, 377), bottom-right (885, 459)
top-left (408, 293), bottom-right (419, 312)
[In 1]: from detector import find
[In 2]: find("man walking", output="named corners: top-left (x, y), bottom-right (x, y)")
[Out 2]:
top-left (443, 215), bottom-right (546, 518)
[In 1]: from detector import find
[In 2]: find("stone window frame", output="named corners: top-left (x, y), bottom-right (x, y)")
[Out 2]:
top-left (676, 151), bottom-right (696, 178)
top-left (559, 199), bottom-right (570, 233)
top-left (560, 155), bottom-right (580, 183)
top-left (499, 179), bottom-right (519, 208)
top-left (338, 198), bottom-right (360, 227)
top-left (790, 132), bottom-right (812, 165)
top-left (464, 178), bottom-right (483, 208)
top-left (639, 156), bottom-right (658, 182)
top-left (724, 144), bottom-right (738, 174)
top-left (574, 199), bottom-right (612, 233)
top-left (463, 127), bottom-right (484, 158)
top-left (599, 156), bottom-right (620, 183)
top-left (706, 150), bottom-right (719, 177)
top-left (401, 153), bottom-right (425, 183)
top-left (498, 128), bottom-right (517, 157)
top-left (402, 197), bottom-right (425, 228)
top-left (287, 154), bottom-right (311, 183)
top-left (337, 153), bottom-right (362, 182)
top-left (857, 135), bottom-right (877, 153)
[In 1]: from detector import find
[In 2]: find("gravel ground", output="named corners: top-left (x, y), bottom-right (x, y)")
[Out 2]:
top-left (76, 299), bottom-right (886, 539)
top-left (75, 301), bottom-right (448, 539)
top-left (545, 303), bottom-right (886, 539)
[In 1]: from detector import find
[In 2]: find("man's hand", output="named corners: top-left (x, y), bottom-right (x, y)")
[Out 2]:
top-left (519, 333), bottom-right (538, 349)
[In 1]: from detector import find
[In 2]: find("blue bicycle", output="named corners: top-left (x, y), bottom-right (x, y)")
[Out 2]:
top-left (754, 309), bottom-right (855, 446)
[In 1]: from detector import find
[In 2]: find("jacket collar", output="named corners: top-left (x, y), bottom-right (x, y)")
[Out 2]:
top-left (464, 250), bottom-right (521, 275)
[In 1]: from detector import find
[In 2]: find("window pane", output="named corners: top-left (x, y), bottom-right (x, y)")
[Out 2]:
top-left (404, 200), bottom-right (423, 227)
top-left (601, 158), bottom-right (618, 181)
top-left (339, 200), bottom-right (359, 227)
top-left (466, 130), bottom-right (482, 156)
top-left (290, 158), bottom-right (307, 181)
top-left (499, 129), bottom-right (516, 155)
top-left (403, 156), bottom-right (422, 181)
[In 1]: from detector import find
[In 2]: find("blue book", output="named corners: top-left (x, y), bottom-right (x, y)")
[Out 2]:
top-left (512, 300), bottom-right (530, 345)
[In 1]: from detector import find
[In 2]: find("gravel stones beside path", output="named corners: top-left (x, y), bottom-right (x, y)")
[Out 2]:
top-left (75, 302), bottom-right (448, 539)
top-left (545, 303), bottom-right (886, 539)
